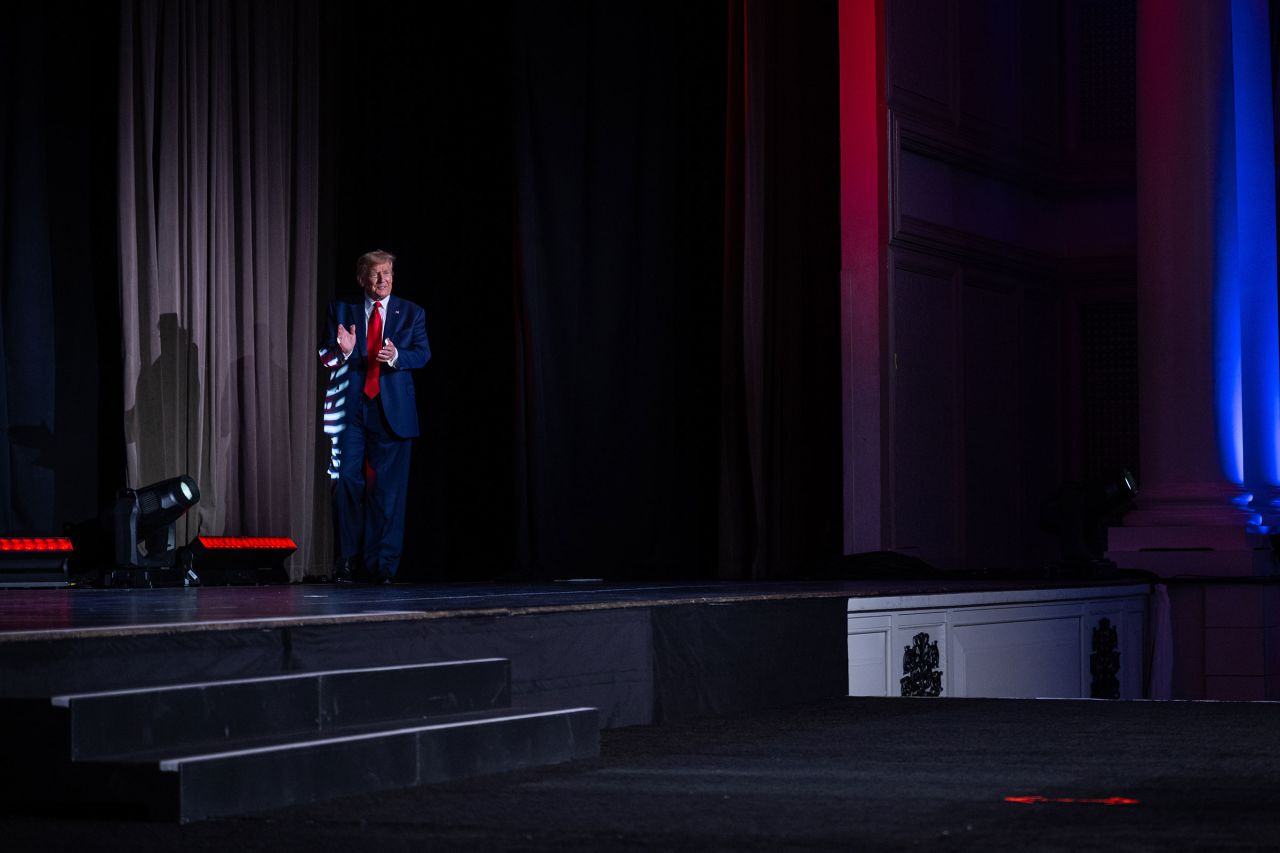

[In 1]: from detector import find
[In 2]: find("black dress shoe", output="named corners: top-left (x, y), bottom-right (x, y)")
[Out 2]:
top-left (334, 560), bottom-right (355, 584)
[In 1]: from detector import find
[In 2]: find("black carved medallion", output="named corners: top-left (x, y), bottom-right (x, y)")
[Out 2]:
top-left (1090, 617), bottom-right (1120, 699)
top-left (900, 631), bottom-right (943, 697)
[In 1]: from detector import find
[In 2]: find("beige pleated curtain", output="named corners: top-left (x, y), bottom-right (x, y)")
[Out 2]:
top-left (118, 0), bottom-right (327, 578)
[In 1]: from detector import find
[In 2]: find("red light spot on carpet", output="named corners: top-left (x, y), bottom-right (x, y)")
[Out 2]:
top-left (1005, 795), bottom-right (1139, 806)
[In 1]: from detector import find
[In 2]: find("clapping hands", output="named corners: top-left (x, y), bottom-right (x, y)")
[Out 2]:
top-left (336, 324), bottom-right (356, 355)
top-left (336, 325), bottom-right (396, 364)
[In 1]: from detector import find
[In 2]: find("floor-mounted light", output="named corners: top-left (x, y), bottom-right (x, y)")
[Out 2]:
top-left (180, 536), bottom-right (296, 585)
top-left (112, 475), bottom-right (200, 569)
top-left (0, 537), bottom-right (74, 587)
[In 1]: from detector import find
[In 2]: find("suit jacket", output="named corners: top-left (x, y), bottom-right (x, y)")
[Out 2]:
top-left (325, 293), bottom-right (431, 438)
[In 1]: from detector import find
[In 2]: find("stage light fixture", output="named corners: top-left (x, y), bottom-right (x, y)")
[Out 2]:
top-left (112, 475), bottom-right (200, 569)
top-left (0, 537), bottom-right (73, 587)
top-left (1040, 468), bottom-right (1137, 575)
top-left (180, 535), bottom-right (296, 585)
top-left (1100, 468), bottom-right (1138, 514)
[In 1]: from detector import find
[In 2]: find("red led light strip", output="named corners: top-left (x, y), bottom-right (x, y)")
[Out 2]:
top-left (1005, 795), bottom-right (1139, 806)
top-left (0, 537), bottom-right (74, 553)
top-left (196, 537), bottom-right (297, 550)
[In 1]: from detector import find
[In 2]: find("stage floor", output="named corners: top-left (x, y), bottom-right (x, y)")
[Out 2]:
top-left (0, 577), bottom-right (1147, 640)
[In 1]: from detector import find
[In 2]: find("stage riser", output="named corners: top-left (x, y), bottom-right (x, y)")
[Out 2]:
top-left (171, 707), bottom-right (599, 823)
top-left (0, 600), bottom-right (849, 731)
top-left (59, 659), bottom-right (511, 760)
top-left (0, 629), bottom-right (292, 698)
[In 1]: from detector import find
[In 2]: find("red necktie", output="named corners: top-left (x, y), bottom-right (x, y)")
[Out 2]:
top-left (363, 302), bottom-right (382, 399)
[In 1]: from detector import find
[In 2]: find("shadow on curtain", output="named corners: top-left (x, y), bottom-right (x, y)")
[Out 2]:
top-left (118, 0), bottom-right (325, 578)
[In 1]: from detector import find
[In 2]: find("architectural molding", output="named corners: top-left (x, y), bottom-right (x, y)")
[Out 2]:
top-left (891, 214), bottom-right (1057, 278)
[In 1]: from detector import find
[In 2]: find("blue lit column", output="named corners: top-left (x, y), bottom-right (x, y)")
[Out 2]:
top-left (1115, 0), bottom-right (1280, 701)
top-left (1119, 0), bottom-right (1253, 543)
top-left (1117, 0), bottom-right (1280, 547)
top-left (1231, 0), bottom-right (1280, 529)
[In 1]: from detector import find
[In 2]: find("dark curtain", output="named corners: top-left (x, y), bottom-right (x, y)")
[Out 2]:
top-left (0, 4), bottom-right (123, 536)
top-left (319, 1), bottom-right (517, 581)
top-left (720, 0), bottom-right (844, 579)
top-left (512, 1), bottom-right (727, 578)
top-left (719, 0), bottom-right (750, 577)
top-left (512, 0), bottom-right (840, 580)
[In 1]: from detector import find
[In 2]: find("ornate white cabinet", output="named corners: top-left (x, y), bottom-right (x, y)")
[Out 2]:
top-left (847, 584), bottom-right (1149, 699)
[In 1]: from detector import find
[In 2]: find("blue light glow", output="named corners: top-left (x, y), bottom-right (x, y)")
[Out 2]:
top-left (1215, 0), bottom-right (1280, 506)
top-left (1214, 38), bottom-right (1243, 485)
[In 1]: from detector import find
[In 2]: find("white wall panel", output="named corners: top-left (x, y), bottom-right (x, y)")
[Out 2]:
top-left (847, 585), bottom-right (1149, 699)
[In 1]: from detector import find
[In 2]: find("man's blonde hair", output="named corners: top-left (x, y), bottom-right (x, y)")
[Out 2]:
top-left (356, 250), bottom-right (396, 278)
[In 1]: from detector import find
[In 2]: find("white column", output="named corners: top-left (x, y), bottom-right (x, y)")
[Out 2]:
top-left (1111, 0), bottom-right (1276, 576)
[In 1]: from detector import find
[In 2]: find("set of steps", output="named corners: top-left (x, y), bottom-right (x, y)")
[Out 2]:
top-left (1, 658), bottom-right (598, 822)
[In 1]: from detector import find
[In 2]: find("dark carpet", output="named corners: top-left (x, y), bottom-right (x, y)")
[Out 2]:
top-left (4, 697), bottom-right (1278, 851)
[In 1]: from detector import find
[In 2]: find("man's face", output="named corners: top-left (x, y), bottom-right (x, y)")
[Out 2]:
top-left (359, 262), bottom-right (394, 301)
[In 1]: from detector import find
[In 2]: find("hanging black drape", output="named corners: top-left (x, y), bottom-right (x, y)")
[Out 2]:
top-left (718, 0), bottom-right (843, 579)
top-left (512, 2), bottom-right (727, 578)
top-left (512, 0), bottom-right (840, 580)
top-left (320, 0), bottom-right (518, 581)
top-left (0, 3), bottom-right (123, 536)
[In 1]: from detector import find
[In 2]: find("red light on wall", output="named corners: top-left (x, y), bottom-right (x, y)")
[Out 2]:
top-left (1005, 795), bottom-right (1139, 806)
top-left (195, 536), bottom-right (297, 550)
top-left (0, 537), bottom-right (74, 553)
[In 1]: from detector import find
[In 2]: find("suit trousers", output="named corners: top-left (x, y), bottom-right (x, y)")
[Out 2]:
top-left (335, 394), bottom-right (412, 579)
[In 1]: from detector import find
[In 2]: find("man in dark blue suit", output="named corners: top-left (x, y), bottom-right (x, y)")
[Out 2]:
top-left (323, 250), bottom-right (431, 582)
